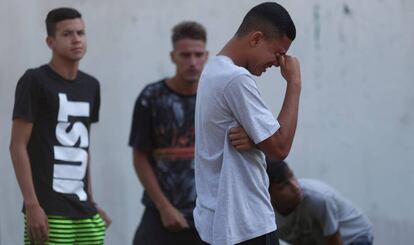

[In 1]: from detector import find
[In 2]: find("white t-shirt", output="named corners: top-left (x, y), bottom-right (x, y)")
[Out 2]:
top-left (276, 179), bottom-right (374, 245)
top-left (194, 55), bottom-right (280, 245)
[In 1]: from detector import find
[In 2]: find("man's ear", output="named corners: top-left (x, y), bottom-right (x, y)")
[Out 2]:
top-left (170, 50), bottom-right (176, 64)
top-left (46, 36), bottom-right (54, 49)
top-left (248, 31), bottom-right (264, 48)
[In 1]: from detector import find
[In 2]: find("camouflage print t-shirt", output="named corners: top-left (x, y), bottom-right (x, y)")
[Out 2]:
top-left (129, 79), bottom-right (196, 224)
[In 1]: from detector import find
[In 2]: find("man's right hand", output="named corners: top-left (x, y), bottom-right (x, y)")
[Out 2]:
top-left (133, 150), bottom-right (189, 232)
top-left (159, 205), bottom-right (189, 232)
top-left (277, 54), bottom-right (301, 85)
top-left (25, 203), bottom-right (49, 243)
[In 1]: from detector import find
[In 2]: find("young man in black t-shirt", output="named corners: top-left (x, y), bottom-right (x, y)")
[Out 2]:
top-left (129, 21), bottom-right (209, 245)
top-left (10, 7), bottom-right (111, 244)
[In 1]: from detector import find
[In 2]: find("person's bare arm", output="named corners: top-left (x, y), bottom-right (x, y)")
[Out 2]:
top-left (258, 55), bottom-right (301, 160)
top-left (9, 119), bottom-right (49, 243)
top-left (229, 127), bottom-right (255, 151)
top-left (87, 155), bottom-right (112, 227)
top-left (325, 231), bottom-right (344, 245)
top-left (133, 149), bottom-right (189, 232)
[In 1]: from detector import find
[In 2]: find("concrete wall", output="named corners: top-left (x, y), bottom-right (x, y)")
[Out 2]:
top-left (1, 0), bottom-right (413, 244)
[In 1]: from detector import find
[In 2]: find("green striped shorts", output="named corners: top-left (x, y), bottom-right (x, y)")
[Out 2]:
top-left (24, 214), bottom-right (106, 245)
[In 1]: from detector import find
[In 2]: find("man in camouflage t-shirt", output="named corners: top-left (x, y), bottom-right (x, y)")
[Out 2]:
top-left (129, 21), bottom-right (208, 245)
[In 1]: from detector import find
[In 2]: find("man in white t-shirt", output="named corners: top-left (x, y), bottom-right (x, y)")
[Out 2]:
top-left (194, 2), bottom-right (302, 245)
top-left (267, 160), bottom-right (374, 245)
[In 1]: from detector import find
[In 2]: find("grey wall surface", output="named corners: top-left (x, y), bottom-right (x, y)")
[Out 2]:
top-left (1, 0), bottom-right (413, 244)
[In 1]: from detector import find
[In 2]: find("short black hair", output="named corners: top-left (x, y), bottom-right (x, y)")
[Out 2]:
top-left (171, 21), bottom-right (207, 45)
top-left (236, 2), bottom-right (296, 40)
top-left (46, 7), bottom-right (82, 36)
top-left (266, 159), bottom-right (292, 184)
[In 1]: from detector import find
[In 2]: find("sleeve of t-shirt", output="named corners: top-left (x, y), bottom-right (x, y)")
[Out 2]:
top-left (12, 69), bottom-right (40, 122)
top-left (91, 82), bottom-right (100, 123)
top-left (128, 90), bottom-right (153, 151)
top-left (315, 193), bottom-right (340, 236)
top-left (223, 74), bottom-right (280, 144)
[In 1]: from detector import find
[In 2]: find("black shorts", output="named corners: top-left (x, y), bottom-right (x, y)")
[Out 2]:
top-left (133, 208), bottom-right (204, 245)
top-left (201, 231), bottom-right (279, 245)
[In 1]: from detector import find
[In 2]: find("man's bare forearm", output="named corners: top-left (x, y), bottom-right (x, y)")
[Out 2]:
top-left (275, 81), bottom-right (301, 153)
top-left (133, 150), bottom-right (172, 210)
top-left (10, 143), bottom-right (39, 207)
